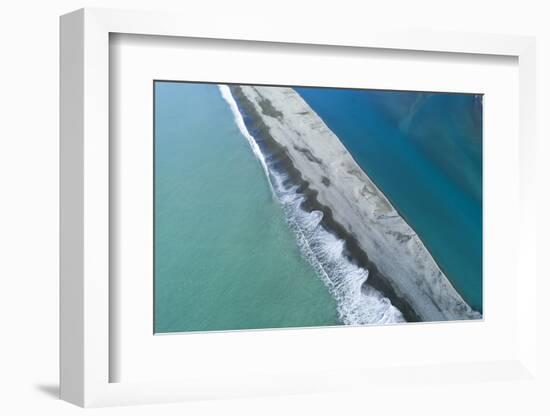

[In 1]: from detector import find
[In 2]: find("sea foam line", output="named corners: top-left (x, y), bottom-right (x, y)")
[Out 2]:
top-left (218, 84), bottom-right (404, 325)
top-left (274, 174), bottom-right (405, 325)
top-left (218, 85), bottom-right (274, 193)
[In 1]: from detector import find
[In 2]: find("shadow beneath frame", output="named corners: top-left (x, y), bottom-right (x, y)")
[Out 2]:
top-left (34, 383), bottom-right (59, 399)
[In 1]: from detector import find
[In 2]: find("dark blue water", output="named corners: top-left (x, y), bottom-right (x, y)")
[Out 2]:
top-left (295, 87), bottom-right (483, 312)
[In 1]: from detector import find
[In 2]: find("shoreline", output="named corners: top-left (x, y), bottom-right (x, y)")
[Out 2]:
top-left (229, 84), bottom-right (481, 322)
top-left (228, 85), bottom-right (417, 322)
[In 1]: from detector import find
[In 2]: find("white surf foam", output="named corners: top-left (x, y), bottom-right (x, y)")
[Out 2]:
top-left (272, 173), bottom-right (405, 325)
top-left (218, 84), bottom-right (274, 193)
top-left (218, 84), bottom-right (405, 325)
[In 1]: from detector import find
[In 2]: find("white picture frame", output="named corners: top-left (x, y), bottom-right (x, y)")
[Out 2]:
top-left (60, 7), bottom-right (538, 407)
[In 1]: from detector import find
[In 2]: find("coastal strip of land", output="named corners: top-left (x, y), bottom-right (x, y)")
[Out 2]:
top-left (229, 85), bottom-right (481, 322)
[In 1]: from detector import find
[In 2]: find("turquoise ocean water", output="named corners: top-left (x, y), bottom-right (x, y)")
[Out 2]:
top-left (295, 88), bottom-right (483, 312)
top-left (154, 82), bottom-right (341, 333)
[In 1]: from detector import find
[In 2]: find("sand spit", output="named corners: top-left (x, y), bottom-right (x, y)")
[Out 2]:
top-left (230, 85), bottom-right (481, 322)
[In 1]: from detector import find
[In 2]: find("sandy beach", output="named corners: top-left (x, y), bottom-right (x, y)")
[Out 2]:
top-left (229, 85), bottom-right (481, 322)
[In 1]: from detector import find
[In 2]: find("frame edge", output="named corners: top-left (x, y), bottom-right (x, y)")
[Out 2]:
top-left (58, 6), bottom-right (539, 407)
top-left (59, 8), bottom-right (85, 407)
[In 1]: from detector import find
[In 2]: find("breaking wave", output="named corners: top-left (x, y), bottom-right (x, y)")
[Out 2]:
top-left (219, 84), bottom-right (274, 193)
top-left (219, 85), bottom-right (404, 325)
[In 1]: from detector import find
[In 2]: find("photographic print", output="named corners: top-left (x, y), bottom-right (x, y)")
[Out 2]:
top-left (154, 81), bottom-right (482, 333)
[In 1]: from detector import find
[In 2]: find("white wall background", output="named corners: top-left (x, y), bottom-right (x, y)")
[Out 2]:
top-left (0, 0), bottom-right (548, 415)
